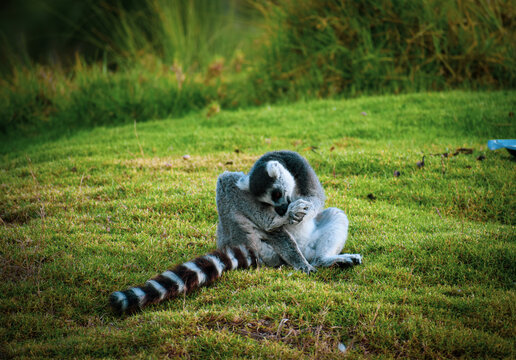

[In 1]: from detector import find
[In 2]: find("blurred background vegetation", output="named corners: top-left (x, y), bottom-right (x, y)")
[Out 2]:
top-left (1, 0), bottom-right (514, 137)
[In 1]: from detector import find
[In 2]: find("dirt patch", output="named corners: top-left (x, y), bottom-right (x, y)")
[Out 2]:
top-left (0, 204), bottom-right (42, 225)
top-left (203, 315), bottom-right (343, 357)
top-left (118, 154), bottom-right (257, 172)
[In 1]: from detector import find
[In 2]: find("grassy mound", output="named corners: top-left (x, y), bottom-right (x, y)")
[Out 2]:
top-left (1, 91), bottom-right (515, 358)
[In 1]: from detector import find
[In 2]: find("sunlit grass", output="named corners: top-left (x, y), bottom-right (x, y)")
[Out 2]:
top-left (1, 91), bottom-right (515, 358)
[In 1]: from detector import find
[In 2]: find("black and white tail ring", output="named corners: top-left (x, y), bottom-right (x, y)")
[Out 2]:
top-left (109, 245), bottom-right (258, 315)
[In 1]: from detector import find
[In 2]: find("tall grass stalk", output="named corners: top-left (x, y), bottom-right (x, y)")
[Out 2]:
top-left (252, 0), bottom-right (516, 100)
top-left (90, 0), bottom-right (257, 71)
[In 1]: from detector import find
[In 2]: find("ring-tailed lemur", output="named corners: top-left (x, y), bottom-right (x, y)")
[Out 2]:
top-left (109, 151), bottom-right (361, 314)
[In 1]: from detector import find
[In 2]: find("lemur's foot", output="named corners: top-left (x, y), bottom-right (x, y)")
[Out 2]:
top-left (333, 254), bottom-right (362, 268)
top-left (300, 263), bottom-right (317, 274)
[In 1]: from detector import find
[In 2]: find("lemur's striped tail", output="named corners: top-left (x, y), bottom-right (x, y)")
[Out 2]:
top-left (109, 245), bottom-right (258, 315)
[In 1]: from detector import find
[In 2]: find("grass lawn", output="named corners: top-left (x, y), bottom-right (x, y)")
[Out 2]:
top-left (1, 90), bottom-right (515, 359)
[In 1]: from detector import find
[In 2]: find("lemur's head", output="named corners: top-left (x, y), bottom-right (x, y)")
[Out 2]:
top-left (237, 160), bottom-right (295, 216)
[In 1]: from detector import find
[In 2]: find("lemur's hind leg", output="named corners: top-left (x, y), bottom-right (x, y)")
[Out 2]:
top-left (262, 230), bottom-right (316, 274)
top-left (308, 208), bottom-right (362, 268)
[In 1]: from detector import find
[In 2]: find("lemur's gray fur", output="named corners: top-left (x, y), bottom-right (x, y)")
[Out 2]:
top-left (216, 150), bottom-right (361, 273)
top-left (109, 150), bottom-right (361, 314)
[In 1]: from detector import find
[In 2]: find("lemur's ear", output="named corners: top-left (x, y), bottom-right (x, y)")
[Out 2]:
top-left (237, 175), bottom-right (250, 191)
top-left (265, 161), bottom-right (281, 179)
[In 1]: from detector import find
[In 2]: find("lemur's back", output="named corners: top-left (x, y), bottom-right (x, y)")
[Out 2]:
top-left (216, 171), bottom-right (255, 247)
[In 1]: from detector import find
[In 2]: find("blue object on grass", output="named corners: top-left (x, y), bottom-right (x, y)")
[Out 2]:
top-left (488, 139), bottom-right (516, 157)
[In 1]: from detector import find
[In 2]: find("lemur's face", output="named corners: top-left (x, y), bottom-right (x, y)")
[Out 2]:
top-left (258, 161), bottom-right (295, 216)
top-left (237, 159), bottom-right (297, 216)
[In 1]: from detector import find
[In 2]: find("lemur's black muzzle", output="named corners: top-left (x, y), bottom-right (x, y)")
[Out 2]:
top-left (275, 203), bottom-right (289, 216)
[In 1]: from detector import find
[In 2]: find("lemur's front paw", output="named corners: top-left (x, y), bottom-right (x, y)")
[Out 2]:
top-left (288, 199), bottom-right (311, 224)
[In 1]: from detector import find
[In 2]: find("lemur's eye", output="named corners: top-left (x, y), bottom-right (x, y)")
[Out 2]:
top-left (271, 190), bottom-right (282, 201)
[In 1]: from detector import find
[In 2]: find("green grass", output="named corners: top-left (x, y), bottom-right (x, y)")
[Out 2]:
top-left (1, 91), bottom-right (515, 359)
top-left (0, 58), bottom-right (254, 136)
